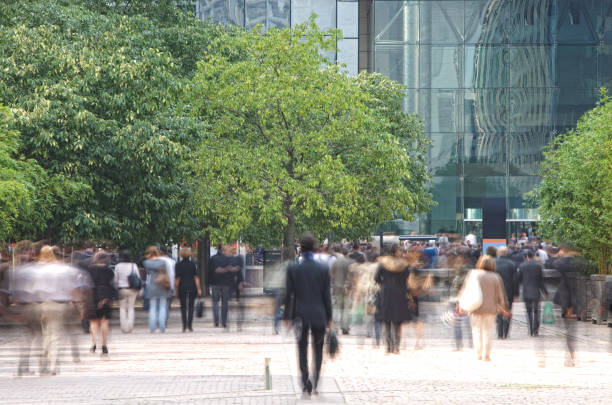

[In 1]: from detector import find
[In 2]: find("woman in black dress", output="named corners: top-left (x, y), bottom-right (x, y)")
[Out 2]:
top-left (86, 251), bottom-right (115, 356)
top-left (175, 248), bottom-right (201, 332)
top-left (375, 244), bottom-right (412, 354)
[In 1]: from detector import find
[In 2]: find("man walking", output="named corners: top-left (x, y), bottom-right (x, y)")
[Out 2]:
top-left (284, 233), bottom-right (332, 396)
top-left (330, 246), bottom-right (354, 335)
top-left (209, 245), bottom-right (234, 328)
top-left (518, 250), bottom-right (548, 336)
top-left (495, 246), bottom-right (519, 339)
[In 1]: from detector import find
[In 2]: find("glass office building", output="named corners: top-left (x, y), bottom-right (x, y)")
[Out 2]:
top-left (192, 0), bottom-right (360, 76)
top-left (193, 0), bottom-right (612, 238)
top-left (371, 0), bottom-right (612, 237)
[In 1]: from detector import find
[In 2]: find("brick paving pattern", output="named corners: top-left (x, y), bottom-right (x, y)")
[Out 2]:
top-left (0, 300), bottom-right (610, 404)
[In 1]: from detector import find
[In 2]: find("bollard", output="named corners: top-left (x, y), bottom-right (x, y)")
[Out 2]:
top-left (264, 357), bottom-right (271, 390)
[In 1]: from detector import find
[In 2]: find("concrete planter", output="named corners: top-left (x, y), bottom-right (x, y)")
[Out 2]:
top-left (589, 274), bottom-right (612, 324)
top-left (574, 275), bottom-right (591, 321)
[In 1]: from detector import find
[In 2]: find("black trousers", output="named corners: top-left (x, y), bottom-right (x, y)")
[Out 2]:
top-left (179, 289), bottom-right (197, 329)
top-left (298, 323), bottom-right (325, 390)
top-left (496, 301), bottom-right (513, 339)
top-left (524, 299), bottom-right (541, 336)
top-left (211, 286), bottom-right (231, 327)
top-left (384, 321), bottom-right (401, 353)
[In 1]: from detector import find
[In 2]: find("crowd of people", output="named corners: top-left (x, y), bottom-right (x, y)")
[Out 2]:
top-left (0, 232), bottom-right (597, 382)
top-left (279, 231), bottom-right (588, 396)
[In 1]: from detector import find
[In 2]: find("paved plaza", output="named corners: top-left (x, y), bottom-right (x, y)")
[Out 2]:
top-left (1, 300), bottom-right (611, 404)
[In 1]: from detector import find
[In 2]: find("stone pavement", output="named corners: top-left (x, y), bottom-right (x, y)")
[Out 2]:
top-left (0, 300), bottom-right (611, 404)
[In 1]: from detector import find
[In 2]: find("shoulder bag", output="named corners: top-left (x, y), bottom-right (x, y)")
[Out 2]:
top-left (459, 270), bottom-right (483, 313)
top-left (128, 264), bottom-right (143, 290)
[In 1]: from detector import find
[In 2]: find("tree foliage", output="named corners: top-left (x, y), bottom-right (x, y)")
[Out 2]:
top-left (0, 0), bottom-right (233, 249)
top-left (530, 90), bottom-right (612, 274)
top-left (186, 19), bottom-right (433, 258)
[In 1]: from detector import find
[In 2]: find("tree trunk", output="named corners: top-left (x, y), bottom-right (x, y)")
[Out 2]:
top-left (198, 233), bottom-right (211, 296)
top-left (282, 211), bottom-right (296, 261)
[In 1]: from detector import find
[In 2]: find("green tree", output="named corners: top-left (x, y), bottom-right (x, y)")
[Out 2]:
top-left (0, 104), bottom-right (86, 242)
top-left (186, 19), bottom-right (432, 258)
top-left (0, 0), bottom-right (233, 249)
top-left (530, 90), bottom-right (612, 274)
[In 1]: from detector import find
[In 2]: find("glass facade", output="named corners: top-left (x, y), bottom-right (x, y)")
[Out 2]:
top-left (372, 0), bottom-right (612, 236)
top-left (193, 0), bottom-right (360, 75)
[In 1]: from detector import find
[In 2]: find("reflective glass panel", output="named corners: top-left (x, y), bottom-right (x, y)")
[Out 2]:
top-left (429, 176), bottom-right (461, 234)
top-left (603, 2), bottom-right (612, 42)
top-left (555, 87), bottom-right (598, 128)
top-left (509, 46), bottom-right (553, 88)
top-left (429, 134), bottom-right (460, 177)
top-left (463, 132), bottom-right (506, 177)
top-left (508, 176), bottom-right (541, 211)
top-left (374, 44), bottom-right (418, 87)
top-left (505, 0), bottom-right (554, 44)
top-left (556, 0), bottom-right (599, 43)
top-left (196, 0), bottom-right (245, 26)
top-left (470, 89), bottom-right (510, 134)
top-left (556, 45), bottom-right (598, 88)
top-left (419, 90), bottom-right (463, 132)
top-left (338, 1), bottom-right (359, 38)
top-left (245, 0), bottom-right (290, 29)
top-left (466, 0), bottom-right (509, 44)
top-left (337, 38), bottom-right (359, 76)
top-left (510, 88), bottom-right (557, 133)
top-left (420, 46), bottom-right (462, 89)
top-left (467, 45), bottom-right (509, 88)
top-left (465, 0), bottom-right (489, 44)
top-left (508, 132), bottom-right (554, 176)
top-left (600, 45), bottom-right (612, 88)
top-left (464, 177), bottom-right (507, 212)
top-left (419, 1), bottom-right (464, 45)
top-left (374, 1), bottom-right (418, 43)
top-left (291, 0), bottom-right (336, 30)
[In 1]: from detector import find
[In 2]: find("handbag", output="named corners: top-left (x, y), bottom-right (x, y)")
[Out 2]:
top-left (128, 264), bottom-right (142, 290)
top-left (156, 269), bottom-right (171, 290)
top-left (326, 329), bottom-right (340, 359)
top-left (196, 299), bottom-right (205, 318)
top-left (542, 301), bottom-right (555, 324)
top-left (459, 270), bottom-right (483, 313)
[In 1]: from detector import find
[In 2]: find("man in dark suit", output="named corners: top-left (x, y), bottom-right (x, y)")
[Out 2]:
top-left (495, 246), bottom-right (519, 339)
top-left (519, 250), bottom-right (548, 336)
top-left (284, 233), bottom-right (332, 396)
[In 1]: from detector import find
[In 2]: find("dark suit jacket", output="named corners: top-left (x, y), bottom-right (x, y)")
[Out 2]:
top-left (546, 257), bottom-right (575, 312)
top-left (518, 261), bottom-right (548, 301)
top-left (284, 258), bottom-right (332, 328)
top-left (496, 257), bottom-right (519, 304)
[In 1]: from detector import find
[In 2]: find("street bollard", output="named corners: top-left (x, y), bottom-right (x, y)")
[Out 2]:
top-left (264, 357), bottom-right (271, 390)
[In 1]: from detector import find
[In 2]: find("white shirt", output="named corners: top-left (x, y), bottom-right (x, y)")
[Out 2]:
top-left (465, 233), bottom-right (477, 247)
top-left (314, 253), bottom-right (336, 268)
top-left (114, 262), bottom-right (138, 289)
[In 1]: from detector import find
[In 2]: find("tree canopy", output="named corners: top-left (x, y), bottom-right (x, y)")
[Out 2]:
top-left (186, 19), bottom-right (433, 258)
top-left (531, 90), bottom-right (612, 274)
top-left (0, 0), bottom-right (233, 249)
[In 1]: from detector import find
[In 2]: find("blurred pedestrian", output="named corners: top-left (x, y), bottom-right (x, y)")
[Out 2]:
top-left (114, 250), bottom-right (140, 333)
top-left (330, 246), bottom-right (354, 335)
top-left (495, 246), bottom-right (519, 339)
top-left (175, 248), bottom-right (201, 332)
top-left (143, 246), bottom-right (171, 333)
top-left (209, 244), bottom-right (234, 329)
top-left (459, 255), bottom-right (511, 361)
top-left (518, 250), bottom-right (548, 337)
top-left (86, 250), bottom-right (115, 356)
top-left (284, 233), bottom-right (332, 397)
top-left (375, 244), bottom-right (412, 354)
top-left (546, 246), bottom-right (578, 366)
top-left (159, 247), bottom-right (176, 324)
